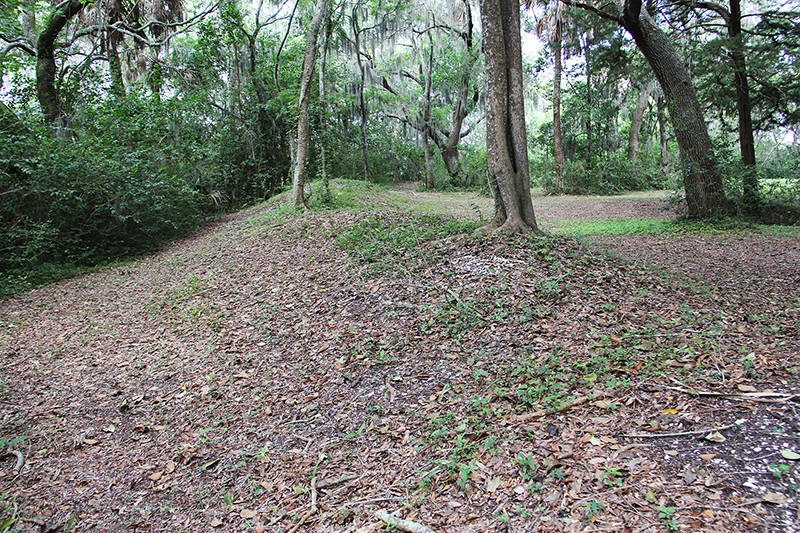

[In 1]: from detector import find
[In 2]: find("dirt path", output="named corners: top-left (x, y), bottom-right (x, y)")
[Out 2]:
top-left (1, 184), bottom-right (798, 533)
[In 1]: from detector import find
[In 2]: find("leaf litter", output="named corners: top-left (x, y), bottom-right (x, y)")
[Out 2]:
top-left (0, 185), bottom-right (798, 532)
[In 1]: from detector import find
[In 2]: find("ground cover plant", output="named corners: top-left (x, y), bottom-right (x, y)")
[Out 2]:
top-left (0, 182), bottom-right (798, 532)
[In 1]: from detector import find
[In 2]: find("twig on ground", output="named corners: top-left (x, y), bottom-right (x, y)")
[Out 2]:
top-left (285, 475), bottom-right (318, 533)
top-left (661, 379), bottom-right (798, 403)
top-left (620, 420), bottom-right (742, 439)
top-left (374, 510), bottom-right (437, 533)
top-left (344, 495), bottom-right (404, 507)
top-left (285, 448), bottom-right (324, 533)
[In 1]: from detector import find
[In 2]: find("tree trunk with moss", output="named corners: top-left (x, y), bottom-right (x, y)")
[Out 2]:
top-left (36, 0), bottom-right (84, 130)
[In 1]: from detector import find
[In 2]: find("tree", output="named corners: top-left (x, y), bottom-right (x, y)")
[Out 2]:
top-left (480, 0), bottom-right (543, 234)
top-left (671, 0), bottom-right (757, 206)
top-left (627, 78), bottom-right (656, 164)
top-left (378, 0), bottom-right (479, 184)
top-left (36, 0), bottom-right (85, 130)
top-left (535, 0), bottom-right (566, 191)
top-left (292, 0), bottom-right (328, 209)
top-left (569, 0), bottom-right (728, 217)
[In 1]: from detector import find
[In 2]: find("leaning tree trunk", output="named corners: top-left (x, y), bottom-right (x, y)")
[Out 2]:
top-left (292, 0), bottom-right (328, 209)
top-left (36, 0), bottom-right (84, 130)
top-left (618, 0), bottom-right (728, 217)
top-left (479, 0), bottom-right (543, 234)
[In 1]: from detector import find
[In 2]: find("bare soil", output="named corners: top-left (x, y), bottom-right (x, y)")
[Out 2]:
top-left (1, 184), bottom-right (798, 533)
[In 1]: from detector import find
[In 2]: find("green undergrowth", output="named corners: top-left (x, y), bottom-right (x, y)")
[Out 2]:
top-left (558, 216), bottom-right (797, 236)
top-left (336, 213), bottom-right (481, 277)
top-left (244, 179), bottom-right (387, 232)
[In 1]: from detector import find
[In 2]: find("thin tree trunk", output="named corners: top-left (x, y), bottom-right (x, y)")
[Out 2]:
top-left (628, 79), bottom-right (654, 163)
top-left (657, 94), bottom-right (669, 174)
top-left (422, 33), bottom-right (434, 189)
top-left (440, 0), bottom-right (476, 179)
top-left (292, 0), bottom-right (328, 209)
top-left (352, 6), bottom-right (370, 182)
top-left (584, 37), bottom-right (592, 171)
top-left (319, 19), bottom-right (333, 201)
top-left (729, 0), bottom-right (757, 207)
top-left (553, 20), bottom-right (564, 192)
top-left (108, 38), bottom-right (126, 99)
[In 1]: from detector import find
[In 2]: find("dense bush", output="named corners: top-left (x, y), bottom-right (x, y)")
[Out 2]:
top-left (721, 147), bottom-right (800, 225)
top-left (536, 152), bottom-right (667, 195)
top-left (1, 101), bottom-right (205, 295)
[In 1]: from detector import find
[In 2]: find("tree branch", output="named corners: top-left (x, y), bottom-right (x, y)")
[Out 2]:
top-left (1, 40), bottom-right (35, 56)
top-left (559, 0), bottom-right (619, 22)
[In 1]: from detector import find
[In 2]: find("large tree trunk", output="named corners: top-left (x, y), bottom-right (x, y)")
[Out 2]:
top-left (618, 0), bottom-right (728, 217)
top-left (480, 0), bottom-right (543, 235)
top-left (628, 79), bottom-right (655, 163)
top-left (292, 0), bottom-right (328, 209)
top-left (552, 20), bottom-right (565, 192)
top-left (36, 0), bottom-right (84, 129)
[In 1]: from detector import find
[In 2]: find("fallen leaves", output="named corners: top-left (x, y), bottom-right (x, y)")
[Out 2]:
top-left (1, 195), bottom-right (798, 533)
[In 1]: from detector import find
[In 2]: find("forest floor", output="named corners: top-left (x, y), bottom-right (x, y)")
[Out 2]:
top-left (1, 181), bottom-right (799, 533)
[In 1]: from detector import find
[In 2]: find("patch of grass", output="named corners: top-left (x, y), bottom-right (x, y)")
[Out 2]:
top-left (559, 215), bottom-right (792, 237)
top-left (560, 218), bottom-right (673, 236)
top-left (336, 213), bottom-right (480, 277)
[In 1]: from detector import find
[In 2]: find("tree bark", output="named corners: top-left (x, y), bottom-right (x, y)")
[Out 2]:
top-left (657, 94), bottom-right (670, 174)
top-left (292, 0), bottom-right (328, 209)
top-left (617, 0), bottom-right (728, 217)
top-left (553, 20), bottom-right (565, 192)
top-left (480, 0), bottom-right (543, 234)
top-left (628, 79), bottom-right (655, 163)
top-left (352, 6), bottom-right (370, 182)
top-left (422, 32), bottom-right (435, 189)
top-left (728, 0), bottom-right (757, 207)
top-left (36, 0), bottom-right (84, 129)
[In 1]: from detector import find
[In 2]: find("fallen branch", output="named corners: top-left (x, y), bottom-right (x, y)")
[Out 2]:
top-left (620, 420), bottom-right (742, 439)
top-left (4, 445), bottom-right (24, 474)
top-left (662, 379), bottom-right (798, 404)
top-left (374, 510), bottom-right (436, 533)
